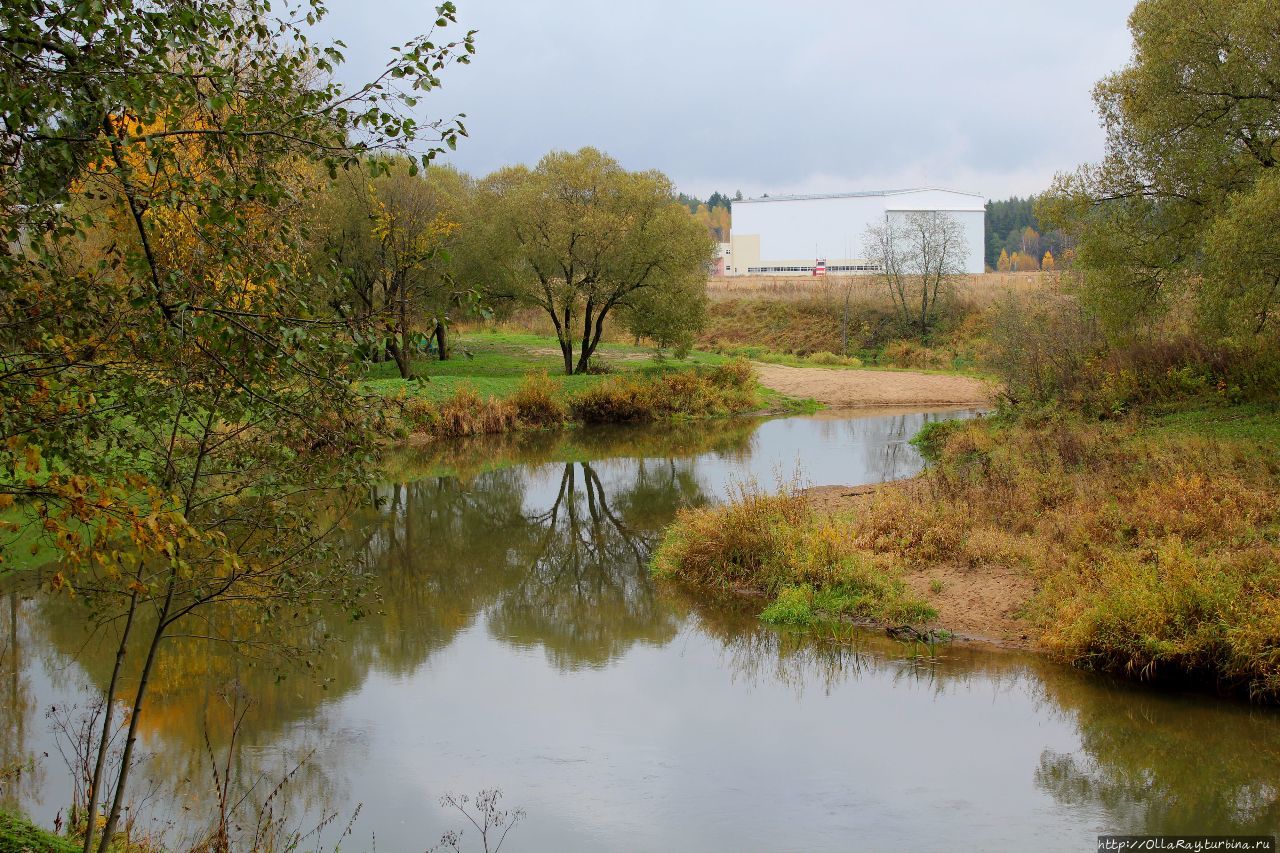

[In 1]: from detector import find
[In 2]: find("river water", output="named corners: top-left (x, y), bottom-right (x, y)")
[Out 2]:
top-left (3, 409), bottom-right (1278, 851)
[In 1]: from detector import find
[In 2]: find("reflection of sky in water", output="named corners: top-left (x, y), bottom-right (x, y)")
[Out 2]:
top-left (4, 408), bottom-right (1280, 852)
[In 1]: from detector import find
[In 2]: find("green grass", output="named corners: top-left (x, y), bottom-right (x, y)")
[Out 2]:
top-left (1146, 401), bottom-right (1280, 450)
top-left (361, 332), bottom-right (736, 403)
top-left (0, 813), bottom-right (78, 853)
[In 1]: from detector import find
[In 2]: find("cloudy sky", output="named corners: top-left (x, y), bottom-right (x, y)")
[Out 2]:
top-left (317, 1), bottom-right (1136, 201)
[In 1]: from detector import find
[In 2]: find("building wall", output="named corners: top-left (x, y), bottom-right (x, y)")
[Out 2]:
top-left (729, 189), bottom-right (986, 275)
top-left (884, 189), bottom-right (985, 274)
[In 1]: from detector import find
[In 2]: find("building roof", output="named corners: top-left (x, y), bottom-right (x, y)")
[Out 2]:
top-left (734, 187), bottom-right (984, 204)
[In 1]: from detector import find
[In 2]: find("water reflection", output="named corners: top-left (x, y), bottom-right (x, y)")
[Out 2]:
top-left (1034, 675), bottom-right (1280, 834)
top-left (3, 409), bottom-right (1279, 850)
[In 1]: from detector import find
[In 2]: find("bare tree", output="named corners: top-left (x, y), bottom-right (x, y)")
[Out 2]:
top-left (863, 211), bottom-right (968, 340)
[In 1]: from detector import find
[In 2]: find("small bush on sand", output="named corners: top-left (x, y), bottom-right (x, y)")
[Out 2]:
top-left (806, 351), bottom-right (862, 367)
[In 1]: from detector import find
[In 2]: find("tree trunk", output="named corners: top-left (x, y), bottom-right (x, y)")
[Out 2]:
top-left (841, 282), bottom-right (852, 355)
top-left (387, 339), bottom-right (412, 379)
top-left (576, 302), bottom-right (612, 374)
top-left (397, 278), bottom-right (414, 378)
top-left (97, 577), bottom-right (175, 853)
top-left (551, 303), bottom-right (574, 375)
top-left (576, 299), bottom-right (595, 374)
top-left (434, 321), bottom-right (449, 361)
top-left (81, 582), bottom-right (139, 853)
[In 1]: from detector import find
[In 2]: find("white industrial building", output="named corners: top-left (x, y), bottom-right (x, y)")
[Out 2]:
top-left (727, 188), bottom-right (986, 276)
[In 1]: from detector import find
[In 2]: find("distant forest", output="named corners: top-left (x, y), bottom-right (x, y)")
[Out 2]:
top-left (677, 190), bottom-right (738, 243)
top-left (985, 196), bottom-right (1074, 272)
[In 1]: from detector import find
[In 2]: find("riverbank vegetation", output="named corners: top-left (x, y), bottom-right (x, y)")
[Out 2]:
top-left (651, 483), bottom-right (935, 627)
top-left (390, 352), bottom-right (761, 439)
top-left (358, 331), bottom-right (770, 439)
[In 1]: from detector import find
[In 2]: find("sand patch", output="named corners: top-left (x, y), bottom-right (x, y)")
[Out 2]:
top-left (756, 363), bottom-right (993, 408)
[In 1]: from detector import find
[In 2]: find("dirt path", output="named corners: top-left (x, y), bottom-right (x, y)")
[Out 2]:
top-left (755, 362), bottom-right (994, 408)
top-left (803, 484), bottom-right (1037, 648)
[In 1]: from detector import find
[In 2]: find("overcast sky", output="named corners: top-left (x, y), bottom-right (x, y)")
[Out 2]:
top-left (316, 1), bottom-right (1136, 201)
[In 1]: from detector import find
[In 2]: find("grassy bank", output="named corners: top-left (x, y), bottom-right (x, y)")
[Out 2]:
top-left (651, 482), bottom-right (935, 629)
top-left (365, 332), bottom-right (787, 440)
top-left (0, 813), bottom-right (78, 853)
top-left (652, 401), bottom-right (1280, 699)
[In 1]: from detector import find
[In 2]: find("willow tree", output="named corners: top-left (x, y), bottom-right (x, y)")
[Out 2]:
top-left (1039, 0), bottom-right (1280, 338)
top-left (320, 159), bottom-right (474, 376)
top-left (476, 148), bottom-right (712, 374)
top-left (0, 1), bottom-right (473, 849)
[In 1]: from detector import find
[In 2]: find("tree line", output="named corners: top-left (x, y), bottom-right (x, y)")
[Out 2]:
top-left (320, 149), bottom-right (713, 378)
top-left (985, 195), bottom-right (1075, 272)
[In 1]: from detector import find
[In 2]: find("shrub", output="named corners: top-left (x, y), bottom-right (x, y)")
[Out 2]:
top-left (652, 481), bottom-right (933, 625)
top-left (401, 396), bottom-right (440, 433)
top-left (434, 385), bottom-right (519, 438)
top-left (988, 292), bottom-right (1280, 413)
top-left (568, 363), bottom-right (759, 424)
top-left (707, 357), bottom-right (755, 389)
top-left (510, 372), bottom-right (567, 428)
top-left (568, 376), bottom-right (652, 424)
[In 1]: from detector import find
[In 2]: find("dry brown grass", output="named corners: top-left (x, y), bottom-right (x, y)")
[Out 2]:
top-left (400, 385), bottom-right (520, 438)
top-left (864, 415), bottom-right (1280, 697)
top-left (706, 271), bottom-right (1058, 304)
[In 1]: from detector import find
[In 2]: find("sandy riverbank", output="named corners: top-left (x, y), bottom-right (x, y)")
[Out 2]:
top-left (754, 363), bottom-right (994, 409)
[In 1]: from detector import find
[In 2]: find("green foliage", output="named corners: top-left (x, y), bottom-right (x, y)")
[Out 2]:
top-left (760, 585), bottom-right (817, 626)
top-left (474, 148), bottom-right (714, 374)
top-left (1041, 0), bottom-right (1280, 340)
top-left (0, 813), bottom-right (77, 853)
top-left (317, 158), bottom-right (476, 377)
top-left (910, 419), bottom-right (962, 463)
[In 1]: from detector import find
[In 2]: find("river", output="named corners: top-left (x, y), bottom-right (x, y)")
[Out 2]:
top-left (2, 409), bottom-right (1278, 851)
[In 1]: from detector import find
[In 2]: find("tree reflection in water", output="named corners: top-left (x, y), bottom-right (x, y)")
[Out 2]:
top-left (490, 461), bottom-right (700, 668)
top-left (1033, 673), bottom-right (1280, 834)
